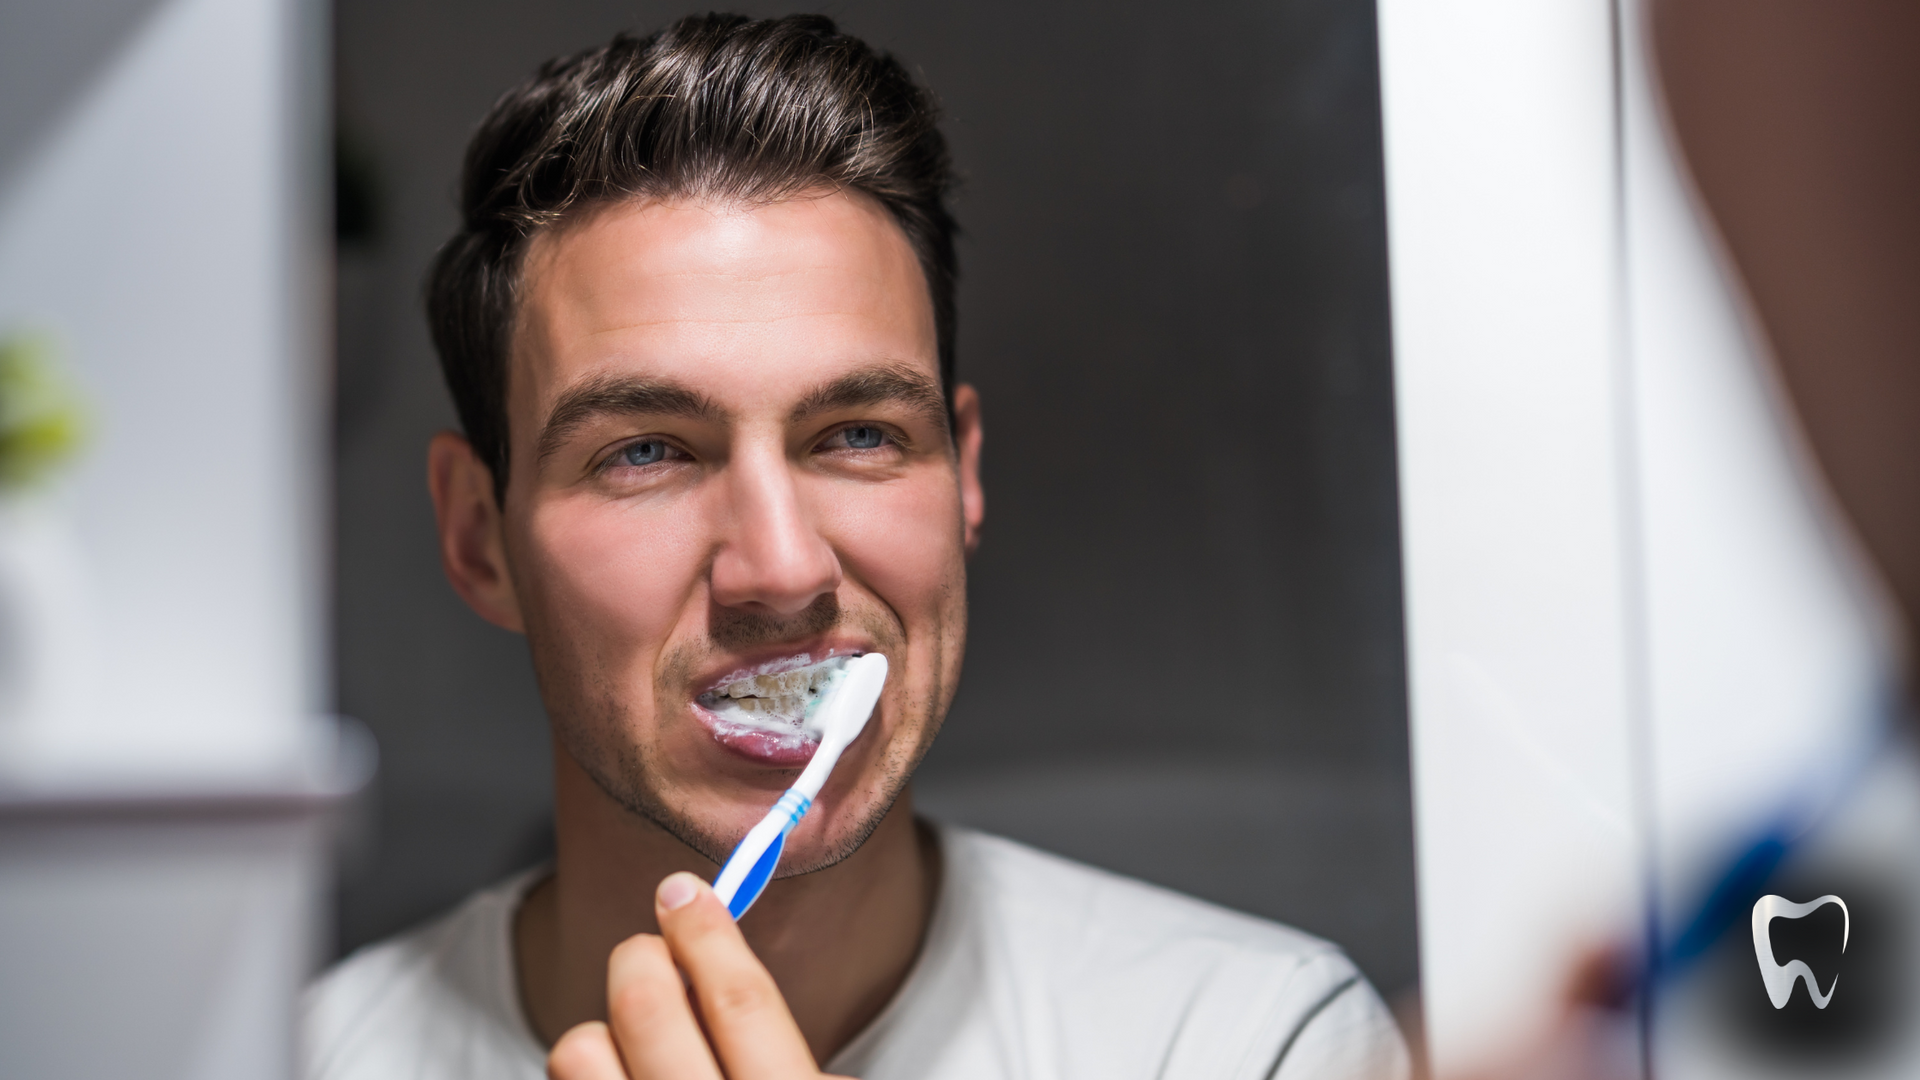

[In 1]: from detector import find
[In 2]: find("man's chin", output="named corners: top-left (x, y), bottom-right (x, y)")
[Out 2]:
top-left (583, 753), bottom-right (910, 876)
top-left (763, 794), bottom-right (910, 878)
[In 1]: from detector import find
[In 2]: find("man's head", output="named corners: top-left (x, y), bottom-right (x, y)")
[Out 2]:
top-left (429, 14), bottom-right (958, 499)
top-left (424, 14), bottom-right (983, 874)
top-left (1654, 1), bottom-right (1920, 662)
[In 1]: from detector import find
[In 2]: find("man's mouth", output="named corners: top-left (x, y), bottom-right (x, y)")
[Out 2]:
top-left (692, 654), bottom-right (856, 764)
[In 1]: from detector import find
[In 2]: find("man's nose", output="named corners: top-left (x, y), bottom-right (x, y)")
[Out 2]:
top-left (708, 448), bottom-right (842, 615)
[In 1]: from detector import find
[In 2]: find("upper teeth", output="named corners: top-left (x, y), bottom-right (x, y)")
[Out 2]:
top-left (717, 667), bottom-right (840, 700)
top-left (700, 657), bottom-right (852, 724)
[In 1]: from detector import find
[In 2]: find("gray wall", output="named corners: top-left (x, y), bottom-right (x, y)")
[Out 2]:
top-left (332, 0), bottom-right (1416, 1003)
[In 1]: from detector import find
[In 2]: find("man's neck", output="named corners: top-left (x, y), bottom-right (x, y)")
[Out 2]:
top-left (514, 748), bottom-right (939, 1065)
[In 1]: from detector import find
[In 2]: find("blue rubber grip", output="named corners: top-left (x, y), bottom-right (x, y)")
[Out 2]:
top-left (727, 831), bottom-right (785, 919)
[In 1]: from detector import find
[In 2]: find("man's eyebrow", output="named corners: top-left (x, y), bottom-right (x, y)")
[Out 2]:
top-left (536, 375), bottom-right (725, 462)
top-left (789, 364), bottom-right (949, 428)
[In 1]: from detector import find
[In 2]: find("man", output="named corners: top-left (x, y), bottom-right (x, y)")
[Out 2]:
top-left (305, 15), bottom-right (1408, 1080)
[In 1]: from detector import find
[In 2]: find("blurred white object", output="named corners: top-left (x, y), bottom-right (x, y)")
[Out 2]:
top-left (0, 0), bottom-right (327, 784)
top-left (0, 0), bottom-right (352, 1077)
top-left (1379, 2), bottom-right (1642, 1068)
top-left (1378, 0), bottom-right (1895, 1073)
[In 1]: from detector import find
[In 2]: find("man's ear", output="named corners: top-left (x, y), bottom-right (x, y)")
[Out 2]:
top-left (952, 383), bottom-right (984, 556)
top-left (427, 431), bottom-right (526, 633)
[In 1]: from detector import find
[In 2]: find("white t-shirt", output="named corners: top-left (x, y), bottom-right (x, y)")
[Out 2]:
top-left (305, 824), bottom-right (1410, 1080)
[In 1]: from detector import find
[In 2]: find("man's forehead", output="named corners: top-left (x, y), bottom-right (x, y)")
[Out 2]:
top-left (512, 192), bottom-right (936, 408)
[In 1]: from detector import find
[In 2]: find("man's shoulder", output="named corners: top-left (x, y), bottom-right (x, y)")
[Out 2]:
top-left (303, 869), bottom-right (546, 1080)
top-left (950, 825), bottom-right (1342, 963)
top-left (914, 826), bottom-right (1409, 1080)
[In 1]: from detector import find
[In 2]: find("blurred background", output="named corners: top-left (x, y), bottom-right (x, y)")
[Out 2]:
top-left (331, 0), bottom-right (1418, 1001)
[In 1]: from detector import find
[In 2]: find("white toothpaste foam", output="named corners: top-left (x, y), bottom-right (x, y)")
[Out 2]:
top-left (697, 655), bottom-right (851, 744)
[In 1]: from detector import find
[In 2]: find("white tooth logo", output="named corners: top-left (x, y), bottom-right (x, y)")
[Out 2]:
top-left (1751, 894), bottom-right (1849, 1009)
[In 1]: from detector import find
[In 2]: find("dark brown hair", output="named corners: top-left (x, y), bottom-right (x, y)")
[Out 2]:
top-left (426, 13), bottom-right (957, 499)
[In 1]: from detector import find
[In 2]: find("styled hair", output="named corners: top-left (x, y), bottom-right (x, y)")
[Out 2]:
top-left (426, 13), bottom-right (957, 499)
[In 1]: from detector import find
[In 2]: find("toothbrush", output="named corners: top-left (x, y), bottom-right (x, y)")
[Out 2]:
top-left (711, 652), bottom-right (889, 919)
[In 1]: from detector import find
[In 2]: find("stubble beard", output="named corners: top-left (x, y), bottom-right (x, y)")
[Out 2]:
top-left (537, 590), bottom-right (964, 877)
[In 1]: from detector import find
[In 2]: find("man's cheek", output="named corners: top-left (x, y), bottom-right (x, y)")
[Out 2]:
top-left (529, 508), bottom-right (703, 641)
top-left (833, 479), bottom-right (965, 595)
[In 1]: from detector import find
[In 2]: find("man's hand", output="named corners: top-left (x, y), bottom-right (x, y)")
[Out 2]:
top-left (1443, 946), bottom-right (1640, 1080)
top-left (547, 872), bottom-right (849, 1080)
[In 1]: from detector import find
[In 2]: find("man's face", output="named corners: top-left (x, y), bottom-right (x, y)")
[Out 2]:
top-left (483, 191), bottom-right (979, 872)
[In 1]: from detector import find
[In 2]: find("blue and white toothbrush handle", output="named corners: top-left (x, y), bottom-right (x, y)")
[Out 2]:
top-left (712, 788), bottom-right (814, 919)
top-left (710, 653), bottom-right (888, 919)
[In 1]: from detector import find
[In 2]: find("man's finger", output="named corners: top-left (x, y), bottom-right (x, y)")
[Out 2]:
top-left (655, 872), bottom-right (820, 1079)
top-left (603, 932), bottom-right (726, 1080)
top-left (548, 1022), bottom-right (629, 1080)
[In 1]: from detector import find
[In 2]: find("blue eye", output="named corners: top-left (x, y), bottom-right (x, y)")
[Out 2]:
top-left (841, 426), bottom-right (885, 449)
top-left (622, 439), bottom-right (669, 466)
